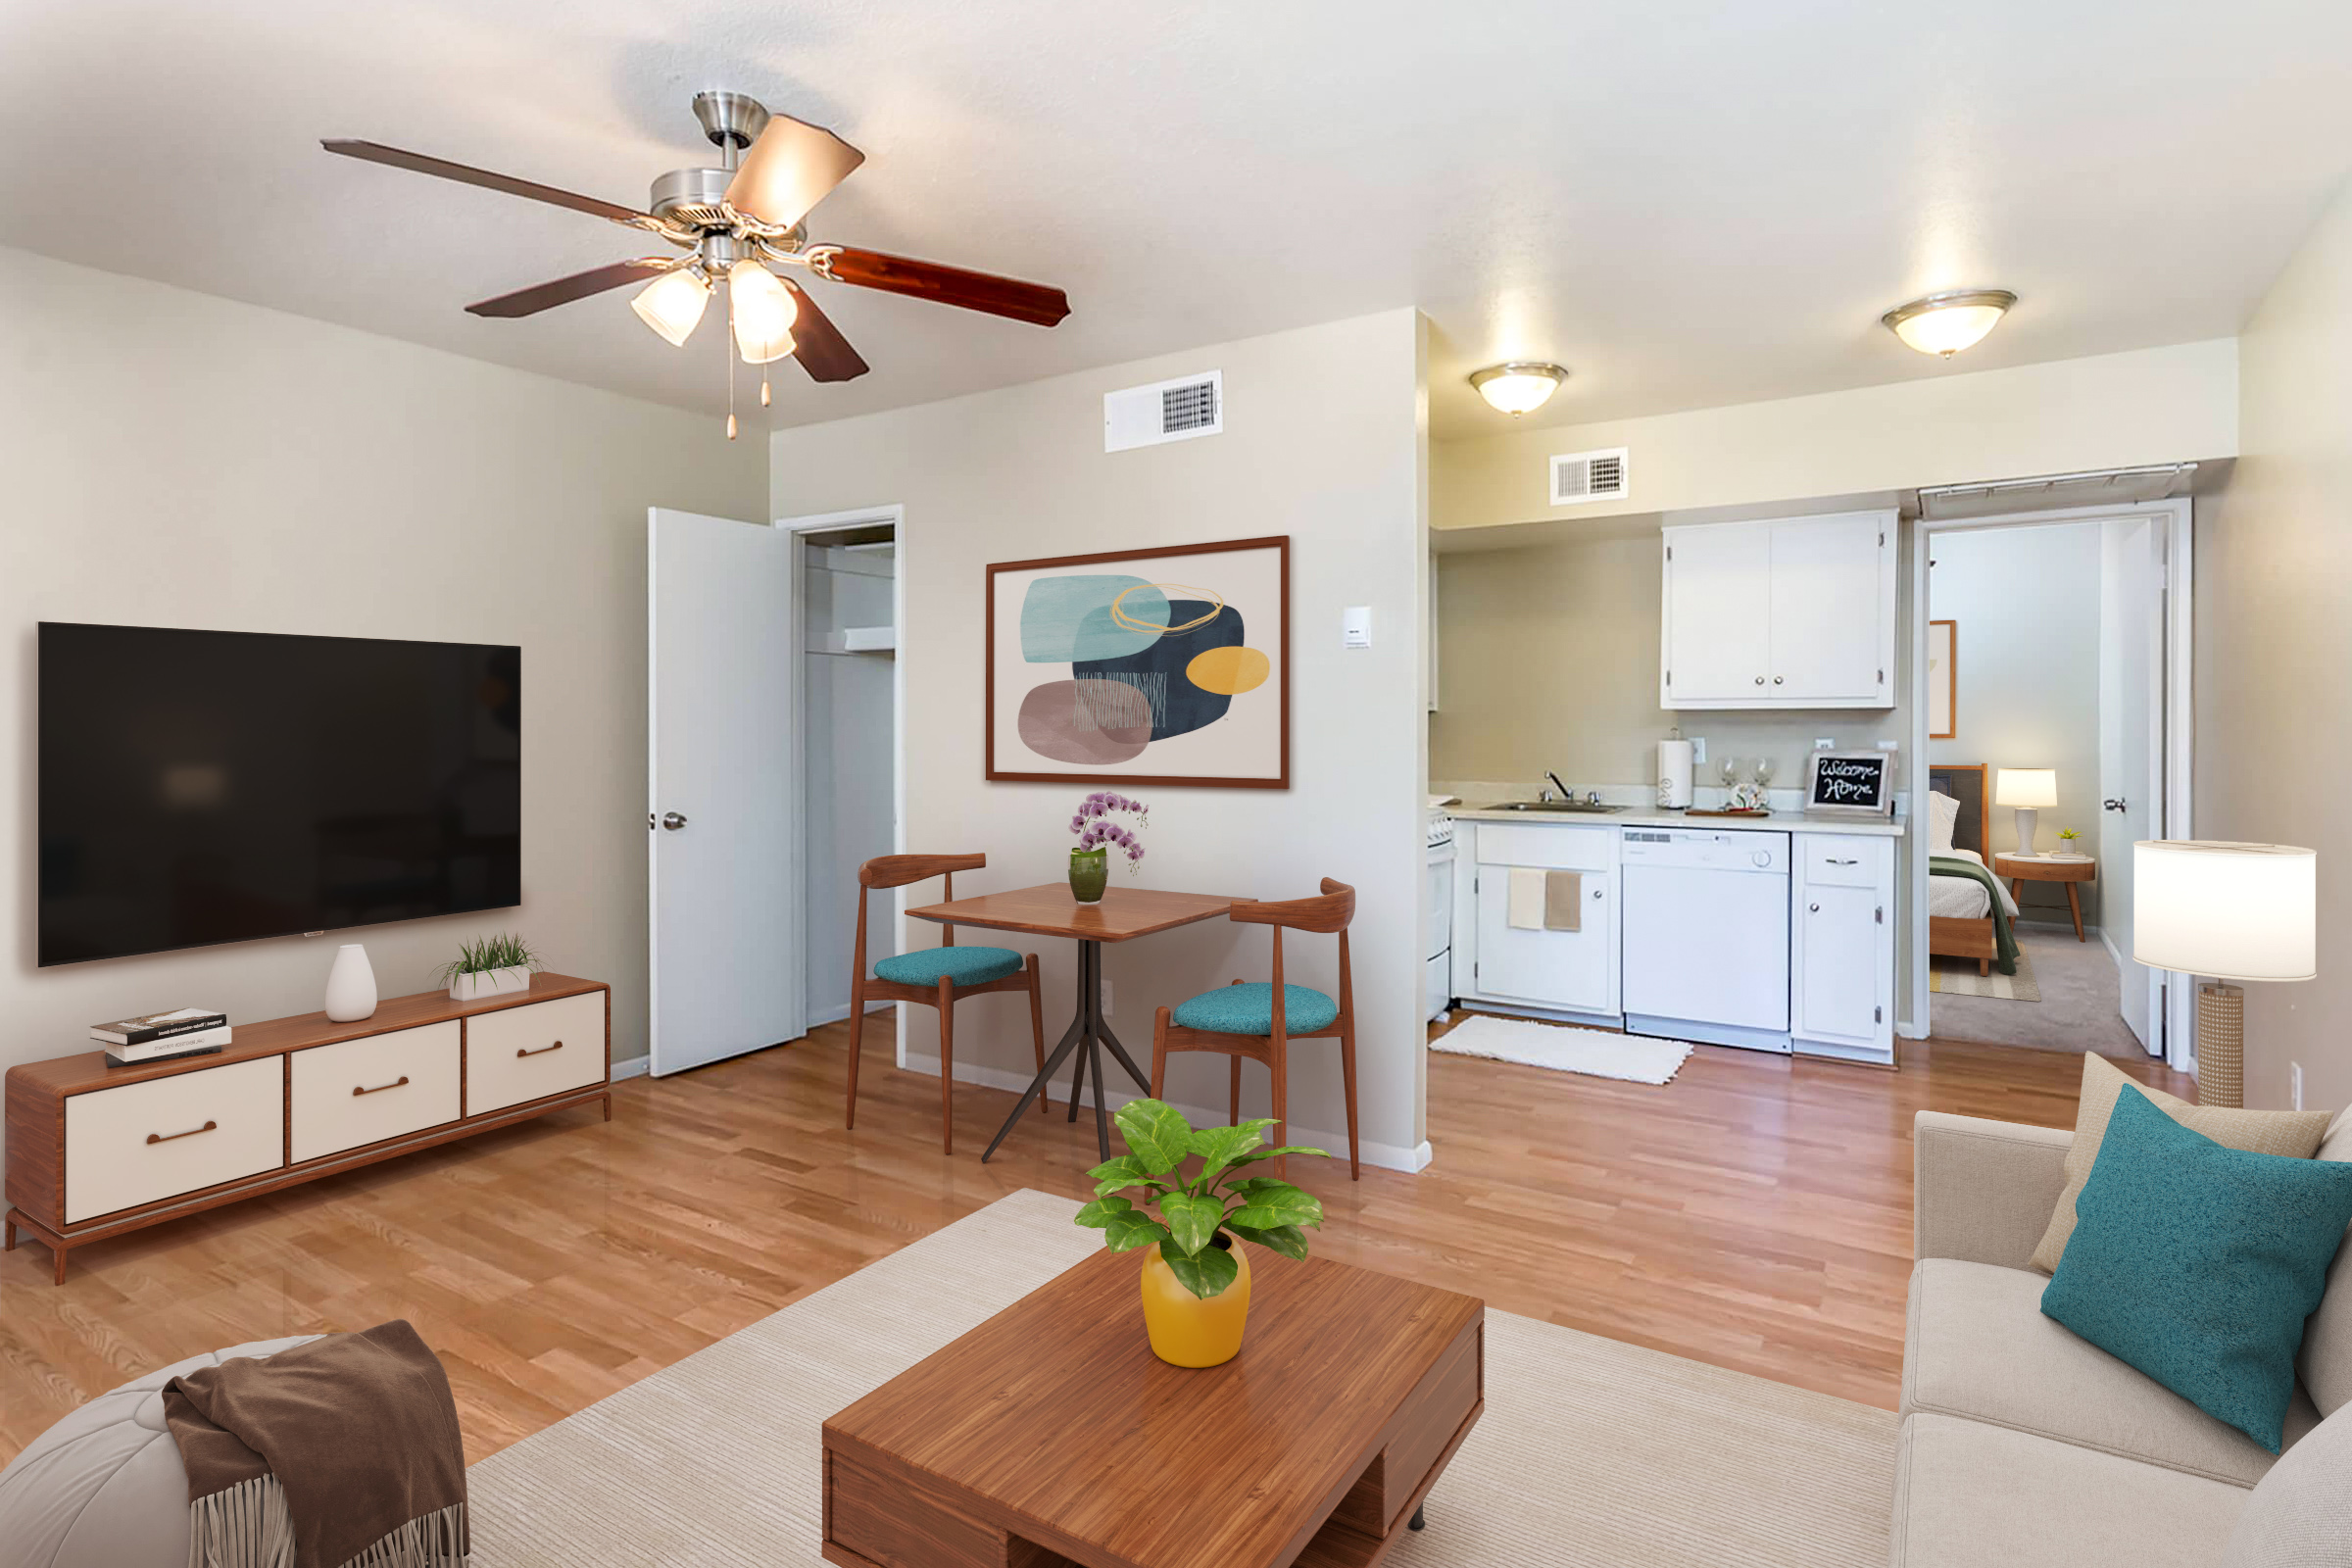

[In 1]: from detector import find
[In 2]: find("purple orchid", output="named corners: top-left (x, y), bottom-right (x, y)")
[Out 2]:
top-left (1069, 790), bottom-right (1150, 873)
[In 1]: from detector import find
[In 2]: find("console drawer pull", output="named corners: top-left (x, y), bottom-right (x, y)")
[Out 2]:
top-left (147, 1120), bottom-right (218, 1146)
top-left (1826, 857), bottom-right (1859, 865)
top-left (353, 1075), bottom-right (411, 1097)
top-left (516, 1040), bottom-right (564, 1058)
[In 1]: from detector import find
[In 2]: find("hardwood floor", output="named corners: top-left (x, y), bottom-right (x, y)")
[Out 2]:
top-left (0, 1010), bottom-right (2190, 1464)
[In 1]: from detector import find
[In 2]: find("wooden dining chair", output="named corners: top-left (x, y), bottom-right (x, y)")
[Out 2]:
top-left (1150, 878), bottom-right (1357, 1180)
top-left (848, 854), bottom-right (1046, 1154)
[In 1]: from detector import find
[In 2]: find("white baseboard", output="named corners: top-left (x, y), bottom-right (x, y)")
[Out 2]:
top-left (2099, 926), bottom-right (2126, 973)
top-left (903, 1053), bottom-right (1433, 1175)
top-left (612, 1054), bottom-right (650, 1082)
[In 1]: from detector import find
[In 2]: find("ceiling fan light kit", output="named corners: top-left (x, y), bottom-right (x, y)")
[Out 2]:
top-left (1469, 361), bottom-right (1567, 416)
top-left (1881, 288), bottom-right (2016, 358)
top-left (323, 89), bottom-right (1071, 435)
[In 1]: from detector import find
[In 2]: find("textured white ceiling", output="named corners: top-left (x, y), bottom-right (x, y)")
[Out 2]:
top-left (5, 0), bottom-right (2347, 438)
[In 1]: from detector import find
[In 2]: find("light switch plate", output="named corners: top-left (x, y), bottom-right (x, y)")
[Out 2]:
top-left (1343, 607), bottom-right (1372, 648)
top-left (1690, 736), bottom-right (1707, 764)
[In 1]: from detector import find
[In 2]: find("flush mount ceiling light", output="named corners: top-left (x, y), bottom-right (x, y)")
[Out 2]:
top-left (1881, 289), bottom-right (2017, 358)
top-left (1469, 362), bottom-right (1568, 416)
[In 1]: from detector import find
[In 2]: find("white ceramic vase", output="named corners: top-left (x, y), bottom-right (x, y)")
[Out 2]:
top-left (323, 943), bottom-right (378, 1022)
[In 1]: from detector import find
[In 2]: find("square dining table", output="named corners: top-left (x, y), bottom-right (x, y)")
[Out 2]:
top-left (904, 883), bottom-right (1238, 1161)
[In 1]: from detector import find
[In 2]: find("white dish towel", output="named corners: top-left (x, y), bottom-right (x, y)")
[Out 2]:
top-left (1507, 866), bottom-right (1546, 930)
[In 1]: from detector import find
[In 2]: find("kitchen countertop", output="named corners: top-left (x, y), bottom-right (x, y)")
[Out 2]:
top-left (1446, 804), bottom-right (1907, 837)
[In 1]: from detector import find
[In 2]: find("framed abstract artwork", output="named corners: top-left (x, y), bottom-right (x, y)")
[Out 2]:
top-left (986, 536), bottom-right (1290, 787)
top-left (1928, 619), bottom-right (1956, 739)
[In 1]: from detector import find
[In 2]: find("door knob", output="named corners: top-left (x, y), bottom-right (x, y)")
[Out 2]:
top-left (662, 811), bottom-right (689, 830)
top-left (2102, 798), bottom-right (2128, 812)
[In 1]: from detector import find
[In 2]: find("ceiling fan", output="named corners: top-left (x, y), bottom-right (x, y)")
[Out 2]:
top-left (324, 91), bottom-right (1072, 436)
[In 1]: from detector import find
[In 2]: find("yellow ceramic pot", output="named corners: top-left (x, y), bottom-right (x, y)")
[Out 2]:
top-left (1139, 1238), bottom-right (1252, 1367)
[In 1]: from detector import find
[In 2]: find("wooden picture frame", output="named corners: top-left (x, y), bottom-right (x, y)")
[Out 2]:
top-left (985, 536), bottom-right (1291, 788)
top-left (1928, 619), bottom-right (1957, 739)
top-left (1806, 750), bottom-right (1895, 815)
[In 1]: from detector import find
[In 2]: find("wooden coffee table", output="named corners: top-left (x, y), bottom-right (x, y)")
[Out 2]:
top-left (821, 1245), bottom-right (1485, 1568)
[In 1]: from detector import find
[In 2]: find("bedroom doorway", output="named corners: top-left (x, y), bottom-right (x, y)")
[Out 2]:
top-left (1908, 497), bottom-right (2193, 1072)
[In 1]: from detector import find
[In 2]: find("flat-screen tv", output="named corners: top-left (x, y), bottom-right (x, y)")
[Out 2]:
top-left (38, 623), bottom-right (520, 966)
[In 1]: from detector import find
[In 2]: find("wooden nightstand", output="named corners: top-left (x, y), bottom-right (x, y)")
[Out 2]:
top-left (1993, 853), bottom-right (2096, 942)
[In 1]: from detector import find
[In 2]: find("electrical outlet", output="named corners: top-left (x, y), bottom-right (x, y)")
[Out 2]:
top-left (1102, 978), bottom-right (1114, 1017)
top-left (1690, 736), bottom-right (1707, 764)
top-left (2292, 1061), bottom-right (2304, 1111)
top-left (1816, 738), bottom-right (1836, 751)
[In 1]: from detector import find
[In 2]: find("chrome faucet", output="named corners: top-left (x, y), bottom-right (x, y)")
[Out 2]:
top-left (1544, 770), bottom-right (1572, 804)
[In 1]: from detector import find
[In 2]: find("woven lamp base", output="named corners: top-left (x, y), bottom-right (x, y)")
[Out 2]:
top-left (2197, 982), bottom-right (2244, 1108)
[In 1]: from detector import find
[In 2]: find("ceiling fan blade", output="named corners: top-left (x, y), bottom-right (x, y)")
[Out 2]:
top-left (323, 139), bottom-right (658, 228)
top-left (814, 247), bottom-right (1070, 327)
top-left (466, 258), bottom-right (679, 318)
top-left (784, 281), bottom-right (870, 381)
top-left (723, 115), bottom-right (865, 228)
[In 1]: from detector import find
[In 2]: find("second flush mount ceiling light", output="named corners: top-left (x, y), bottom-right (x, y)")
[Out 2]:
top-left (1882, 288), bottom-right (2017, 358)
top-left (1469, 362), bottom-right (1568, 416)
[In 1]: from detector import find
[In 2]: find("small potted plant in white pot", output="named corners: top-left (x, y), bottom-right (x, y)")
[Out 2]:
top-left (436, 933), bottom-right (541, 1002)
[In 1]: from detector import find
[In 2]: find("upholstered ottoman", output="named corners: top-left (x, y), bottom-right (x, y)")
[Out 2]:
top-left (0, 1335), bottom-right (318, 1568)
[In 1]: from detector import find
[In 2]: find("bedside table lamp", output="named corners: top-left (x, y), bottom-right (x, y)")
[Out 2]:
top-left (2134, 840), bottom-right (2316, 1108)
top-left (1995, 768), bottom-right (2057, 855)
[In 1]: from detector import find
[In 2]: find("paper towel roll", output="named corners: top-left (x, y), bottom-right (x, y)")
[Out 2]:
top-left (1657, 740), bottom-right (1694, 808)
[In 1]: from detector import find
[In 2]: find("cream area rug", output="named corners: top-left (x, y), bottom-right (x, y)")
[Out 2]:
top-left (1930, 944), bottom-right (2042, 1002)
top-left (1430, 1012), bottom-right (1697, 1084)
top-left (467, 1190), bottom-right (1895, 1568)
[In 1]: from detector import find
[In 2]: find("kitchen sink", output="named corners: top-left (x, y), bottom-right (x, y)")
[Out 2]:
top-left (1477, 801), bottom-right (1628, 814)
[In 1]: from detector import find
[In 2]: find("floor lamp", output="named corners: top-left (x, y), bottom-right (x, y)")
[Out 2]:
top-left (2134, 840), bottom-right (2317, 1108)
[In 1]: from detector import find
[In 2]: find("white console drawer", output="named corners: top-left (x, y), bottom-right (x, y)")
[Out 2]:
top-left (290, 1022), bottom-right (461, 1164)
top-left (65, 1056), bottom-right (284, 1224)
top-left (1802, 835), bottom-right (1887, 889)
top-left (466, 993), bottom-right (606, 1114)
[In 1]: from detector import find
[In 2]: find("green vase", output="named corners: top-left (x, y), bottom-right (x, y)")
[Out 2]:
top-left (1068, 848), bottom-right (1109, 904)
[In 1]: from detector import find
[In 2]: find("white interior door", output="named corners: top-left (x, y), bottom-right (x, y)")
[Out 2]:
top-left (650, 508), bottom-right (802, 1075)
top-left (2099, 517), bottom-right (2166, 1053)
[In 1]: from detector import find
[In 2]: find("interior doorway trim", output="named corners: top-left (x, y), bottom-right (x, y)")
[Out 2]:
top-left (776, 504), bottom-right (908, 1067)
top-left (1902, 498), bottom-right (2195, 1073)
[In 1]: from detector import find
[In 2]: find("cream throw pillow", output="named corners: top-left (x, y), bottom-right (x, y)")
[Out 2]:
top-left (1929, 791), bottom-right (1960, 856)
top-left (2029, 1054), bottom-right (2335, 1274)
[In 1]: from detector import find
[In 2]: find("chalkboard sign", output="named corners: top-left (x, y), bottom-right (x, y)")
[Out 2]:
top-left (1806, 751), bottom-right (1893, 815)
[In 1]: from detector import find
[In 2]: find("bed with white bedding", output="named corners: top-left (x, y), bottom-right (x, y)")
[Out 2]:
top-left (1925, 764), bottom-right (2020, 976)
top-left (1927, 848), bottom-right (2019, 919)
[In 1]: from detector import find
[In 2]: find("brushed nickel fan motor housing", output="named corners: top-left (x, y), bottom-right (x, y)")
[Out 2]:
top-left (650, 167), bottom-right (734, 227)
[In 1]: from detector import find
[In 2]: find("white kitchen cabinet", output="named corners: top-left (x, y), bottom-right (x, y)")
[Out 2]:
top-left (1460, 823), bottom-right (1619, 1019)
top-left (1790, 833), bottom-right (1895, 1062)
top-left (1660, 510), bottom-right (1895, 710)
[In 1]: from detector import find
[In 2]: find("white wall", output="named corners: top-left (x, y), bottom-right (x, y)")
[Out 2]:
top-left (1926, 523), bottom-right (2105, 924)
top-left (770, 310), bottom-right (1432, 1167)
top-left (2196, 179), bottom-right (2352, 1111)
top-left (0, 246), bottom-right (766, 1164)
top-left (1434, 338), bottom-right (2238, 534)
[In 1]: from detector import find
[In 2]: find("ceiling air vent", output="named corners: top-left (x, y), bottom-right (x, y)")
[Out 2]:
top-left (1549, 446), bottom-right (1630, 506)
top-left (1105, 371), bottom-right (1223, 453)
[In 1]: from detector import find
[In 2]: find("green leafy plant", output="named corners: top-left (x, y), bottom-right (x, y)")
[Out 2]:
top-left (433, 932), bottom-right (542, 987)
top-left (2057, 827), bottom-right (2081, 842)
top-left (1074, 1099), bottom-right (1329, 1299)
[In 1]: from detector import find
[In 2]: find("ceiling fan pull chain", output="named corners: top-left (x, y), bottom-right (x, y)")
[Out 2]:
top-left (725, 281), bottom-right (740, 441)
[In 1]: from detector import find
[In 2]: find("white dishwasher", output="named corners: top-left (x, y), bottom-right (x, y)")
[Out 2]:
top-left (1620, 828), bottom-right (1791, 1054)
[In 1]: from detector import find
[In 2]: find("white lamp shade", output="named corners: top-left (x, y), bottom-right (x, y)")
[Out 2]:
top-left (2133, 840), bottom-right (2316, 982)
top-left (630, 267), bottom-right (710, 347)
top-left (1994, 768), bottom-right (2058, 808)
top-left (729, 263), bottom-right (800, 365)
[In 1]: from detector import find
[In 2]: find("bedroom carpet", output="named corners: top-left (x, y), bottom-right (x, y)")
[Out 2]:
top-left (1428, 1012), bottom-right (1695, 1084)
top-left (466, 1189), bottom-right (1897, 1568)
top-left (1929, 927), bottom-right (2147, 1058)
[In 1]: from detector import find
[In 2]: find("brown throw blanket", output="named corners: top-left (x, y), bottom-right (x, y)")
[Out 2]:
top-left (164, 1320), bottom-right (468, 1568)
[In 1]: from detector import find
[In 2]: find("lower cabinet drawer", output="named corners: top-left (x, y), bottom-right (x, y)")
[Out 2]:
top-left (65, 1056), bottom-right (284, 1224)
top-left (466, 993), bottom-right (606, 1114)
top-left (289, 1022), bottom-right (462, 1164)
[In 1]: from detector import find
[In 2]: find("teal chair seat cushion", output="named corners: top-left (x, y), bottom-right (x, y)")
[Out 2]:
top-left (1172, 982), bottom-right (1340, 1036)
top-left (873, 945), bottom-right (1024, 988)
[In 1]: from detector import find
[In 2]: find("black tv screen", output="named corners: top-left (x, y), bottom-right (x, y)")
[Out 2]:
top-left (38, 623), bottom-right (520, 966)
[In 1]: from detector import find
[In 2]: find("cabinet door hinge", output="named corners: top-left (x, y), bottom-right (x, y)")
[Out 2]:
top-left (1877, 667), bottom-right (1886, 683)
top-left (1879, 530), bottom-right (1886, 547)
top-left (1666, 545), bottom-right (1673, 561)
top-left (1875, 906), bottom-right (1884, 924)
top-left (1875, 1004), bottom-right (1884, 1023)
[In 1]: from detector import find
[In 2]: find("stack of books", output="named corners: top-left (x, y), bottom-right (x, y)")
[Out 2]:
top-left (92, 1007), bottom-right (230, 1068)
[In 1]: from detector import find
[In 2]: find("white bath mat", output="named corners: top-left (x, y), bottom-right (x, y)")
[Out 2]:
top-left (1430, 1013), bottom-right (1695, 1085)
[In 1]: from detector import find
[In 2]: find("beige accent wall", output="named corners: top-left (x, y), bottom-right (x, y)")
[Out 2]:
top-left (770, 311), bottom-right (1432, 1165)
top-left (2196, 180), bottom-right (2352, 1111)
top-left (0, 245), bottom-right (766, 1164)
top-left (1435, 339), bottom-right (2239, 534)
top-left (1926, 523), bottom-right (2105, 925)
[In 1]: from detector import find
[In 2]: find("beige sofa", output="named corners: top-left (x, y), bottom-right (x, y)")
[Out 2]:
top-left (1894, 1109), bottom-right (2351, 1567)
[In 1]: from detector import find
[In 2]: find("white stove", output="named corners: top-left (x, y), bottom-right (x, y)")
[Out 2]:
top-left (1425, 810), bottom-right (1455, 1020)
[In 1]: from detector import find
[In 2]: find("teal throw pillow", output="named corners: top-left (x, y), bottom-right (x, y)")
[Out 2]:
top-left (2041, 1085), bottom-right (2352, 1452)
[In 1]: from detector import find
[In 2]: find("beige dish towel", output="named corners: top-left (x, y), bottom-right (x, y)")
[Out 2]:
top-left (1506, 867), bottom-right (1546, 929)
top-left (1544, 870), bottom-right (1584, 932)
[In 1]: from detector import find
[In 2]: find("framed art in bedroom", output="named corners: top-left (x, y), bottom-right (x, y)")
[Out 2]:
top-left (985, 536), bottom-right (1291, 788)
